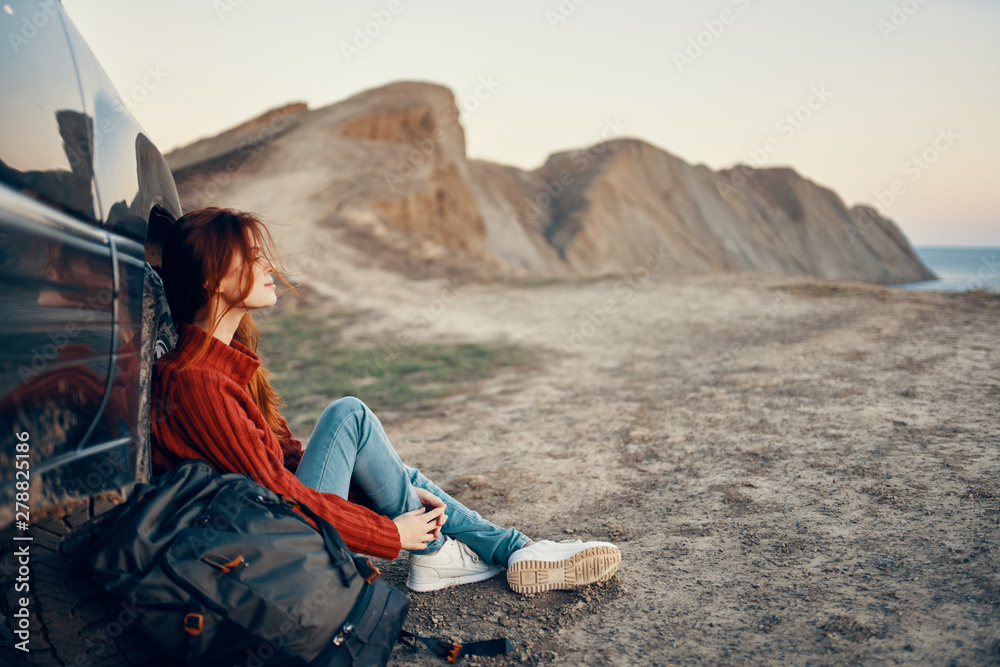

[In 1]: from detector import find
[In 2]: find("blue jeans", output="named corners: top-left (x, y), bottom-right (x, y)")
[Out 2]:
top-left (295, 396), bottom-right (529, 566)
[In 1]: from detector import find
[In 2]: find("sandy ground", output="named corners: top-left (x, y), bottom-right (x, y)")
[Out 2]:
top-left (280, 263), bottom-right (999, 666)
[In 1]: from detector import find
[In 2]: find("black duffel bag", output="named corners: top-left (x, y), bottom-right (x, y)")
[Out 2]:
top-left (86, 459), bottom-right (408, 667)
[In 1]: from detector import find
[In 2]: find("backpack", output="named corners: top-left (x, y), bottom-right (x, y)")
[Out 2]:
top-left (86, 459), bottom-right (408, 666)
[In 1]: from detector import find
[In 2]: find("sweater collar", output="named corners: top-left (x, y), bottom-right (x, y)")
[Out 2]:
top-left (175, 322), bottom-right (261, 385)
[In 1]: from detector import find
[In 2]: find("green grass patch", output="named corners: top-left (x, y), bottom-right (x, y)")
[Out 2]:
top-left (256, 308), bottom-right (534, 427)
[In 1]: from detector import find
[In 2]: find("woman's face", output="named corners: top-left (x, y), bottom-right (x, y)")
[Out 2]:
top-left (216, 236), bottom-right (277, 312)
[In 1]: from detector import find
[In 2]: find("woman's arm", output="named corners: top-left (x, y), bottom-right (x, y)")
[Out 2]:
top-left (155, 370), bottom-right (402, 559)
top-left (274, 412), bottom-right (304, 473)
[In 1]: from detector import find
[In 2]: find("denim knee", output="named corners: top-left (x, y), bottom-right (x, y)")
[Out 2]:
top-left (320, 396), bottom-right (368, 421)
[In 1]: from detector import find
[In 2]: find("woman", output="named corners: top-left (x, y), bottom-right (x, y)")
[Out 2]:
top-left (151, 207), bottom-right (621, 594)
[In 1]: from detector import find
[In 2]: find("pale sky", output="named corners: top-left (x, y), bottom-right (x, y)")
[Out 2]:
top-left (63, 0), bottom-right (999, 246)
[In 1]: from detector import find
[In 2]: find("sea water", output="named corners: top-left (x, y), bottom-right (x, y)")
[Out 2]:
top-left (897, 246), bottom-right (1000, 292)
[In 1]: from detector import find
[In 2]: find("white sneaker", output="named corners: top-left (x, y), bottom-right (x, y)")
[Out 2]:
top-left (506, 539), bottom-right (621, 594)
top-left (407, 537), bottom-right (503, 592)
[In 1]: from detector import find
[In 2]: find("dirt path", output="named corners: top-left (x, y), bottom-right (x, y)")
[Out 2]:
top-left (299, 266), bottom-right (999, 665)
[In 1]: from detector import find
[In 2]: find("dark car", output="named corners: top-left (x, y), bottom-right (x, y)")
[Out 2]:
top-left (0, 1), bottom-right (181, 662)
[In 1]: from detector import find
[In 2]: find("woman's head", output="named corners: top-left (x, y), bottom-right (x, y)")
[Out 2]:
top-left (161, 207), bottom-right (281, 331)
top-left (160, 207), bottom-right (292, 440)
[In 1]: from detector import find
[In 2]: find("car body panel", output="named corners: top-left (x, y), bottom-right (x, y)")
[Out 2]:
top-left (0, 0), bottom-right (98, 220)
top-left (0, 0), bottom-right (182, 526)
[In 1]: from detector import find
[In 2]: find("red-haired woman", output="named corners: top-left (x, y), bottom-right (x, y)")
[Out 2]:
top-left (151, 207), bottom-right (620, 594)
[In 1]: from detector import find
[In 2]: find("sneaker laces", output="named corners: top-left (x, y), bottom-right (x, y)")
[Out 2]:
top-left (455, 540), bottom-right (481, 564)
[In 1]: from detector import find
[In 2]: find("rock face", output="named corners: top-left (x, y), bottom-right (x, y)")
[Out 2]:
top-left (167, 102), bottom-right (309, 173)
top-left (166, 81), bottom-right (934, 285)
top-left (470, 139), bottom-right (934, 283)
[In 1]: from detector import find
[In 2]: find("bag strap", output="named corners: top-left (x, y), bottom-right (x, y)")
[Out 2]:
top-left (183, 599), bottom-right (205, 667)
top-left (274, 493), bottom-right (356, 585)
top-left (398, 630), bottom-right (513, 663)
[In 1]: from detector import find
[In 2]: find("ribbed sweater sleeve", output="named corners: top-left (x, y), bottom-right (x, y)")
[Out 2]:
top-left (275, 414), bottom-right (304, 474)
top-left (151, 331), bottom-right (401, 560)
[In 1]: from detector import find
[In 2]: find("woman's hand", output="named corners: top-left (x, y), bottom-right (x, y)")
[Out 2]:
top-left (392, 505), bottom-right (446, 551)
top-left (413, 487), bottom-right (447, 537)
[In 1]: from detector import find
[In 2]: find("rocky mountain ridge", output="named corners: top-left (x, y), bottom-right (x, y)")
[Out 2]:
top-left (165, 81), bottom-right (934, 285)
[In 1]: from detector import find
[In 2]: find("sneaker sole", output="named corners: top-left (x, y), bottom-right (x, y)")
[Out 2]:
top-left (506, 546), bottom-right (621, 594)
top-left (407, 565), bottom-right (503, 592)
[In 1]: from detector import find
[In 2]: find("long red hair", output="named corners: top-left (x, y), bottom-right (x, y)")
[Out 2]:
top-left (160, 207), bottom-right (291, 441)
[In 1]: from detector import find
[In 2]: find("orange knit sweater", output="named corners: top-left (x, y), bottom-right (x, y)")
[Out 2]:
top-left (151, 323), bottom-right (401, 559)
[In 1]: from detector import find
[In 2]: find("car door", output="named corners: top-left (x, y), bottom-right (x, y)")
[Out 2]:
top-left (0, 0), bottom-right (126, 523)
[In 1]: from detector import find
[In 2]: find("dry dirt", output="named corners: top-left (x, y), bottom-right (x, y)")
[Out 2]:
top-left (284, 262), bottom-right (1000, 666)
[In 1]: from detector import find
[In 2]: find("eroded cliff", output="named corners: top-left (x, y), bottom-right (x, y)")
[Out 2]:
top-left (166, 81), bottom-right (933, 285)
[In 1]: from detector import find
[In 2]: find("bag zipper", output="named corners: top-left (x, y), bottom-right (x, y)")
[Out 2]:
top-left (331, 581), bottom-right (374, 647)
